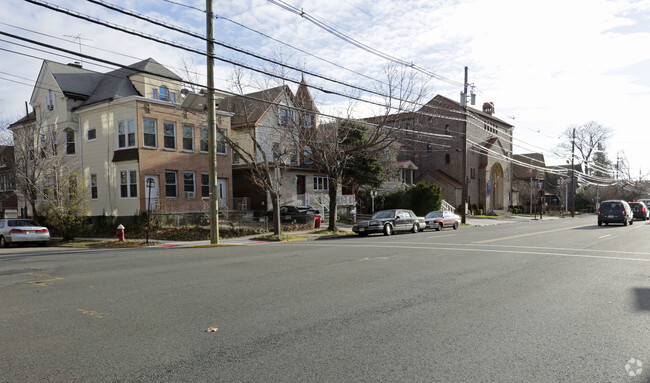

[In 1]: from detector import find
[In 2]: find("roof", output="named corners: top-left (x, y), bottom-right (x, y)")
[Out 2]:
top-left (217, 85), bottom-right (291, 127)
top-left (8, 110), bottom-right (35, 130)
top-left (395, 160), bottom-right (418, 170)
top-left (45, 61), bottom-right (104, 99)
top-left (40, 58), bottom-right (182, 108)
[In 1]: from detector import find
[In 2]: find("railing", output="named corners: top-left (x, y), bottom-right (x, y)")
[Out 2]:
top-left (441, 199), bottom-right (455, 212)
top-left (144, 196), bottom-right (249, 213)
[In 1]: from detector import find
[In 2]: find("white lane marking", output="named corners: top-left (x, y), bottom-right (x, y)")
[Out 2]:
top-left (598, 234), bottom-right (611, 239)
top-left (288, 243), bottom-right (650, 263)
top-left (426, 234), bottom-right (456, 239)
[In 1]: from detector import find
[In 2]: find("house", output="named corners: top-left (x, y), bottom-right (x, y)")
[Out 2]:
top-left (0, 145), bottom-right (18, 218)
top-left (218, 79), bottom-right (354, 216)
top-left (11, 58), bottom-right (233, 224)
top-left (367, 95), bottom-right (514, 212)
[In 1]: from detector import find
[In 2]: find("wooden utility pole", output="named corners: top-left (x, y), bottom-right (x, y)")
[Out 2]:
top-left (206, 0), bottom-right (219, 244)
top-left (461, 66), bottom-right (468, 224)
top-left (570, 127), bottom-right (575, 218)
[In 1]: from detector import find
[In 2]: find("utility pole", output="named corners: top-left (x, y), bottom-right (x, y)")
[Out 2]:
top-left (570, 127), bottom-right (576, 218)
top-left (206, 0), bottom-right (219, 244)
top-left (460, 66), bottom-right (468, 224)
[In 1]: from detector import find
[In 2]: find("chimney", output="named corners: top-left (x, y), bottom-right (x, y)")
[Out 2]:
top-left (483, 102), bottom-right (494, 115)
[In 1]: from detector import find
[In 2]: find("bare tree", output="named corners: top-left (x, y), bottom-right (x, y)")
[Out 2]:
top-left (10, 109), bottom-right (77, 218)
top-left (301, 64), bottom-right (429, 231)
top-left (555, 121), bottom-right (613, 175)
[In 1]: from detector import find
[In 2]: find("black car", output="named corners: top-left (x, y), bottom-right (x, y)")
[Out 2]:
top-left (629, 202), bottom-right (649, 221)
top-left (352, 209), bottom-right (425, 236)
top-left (269, 205), bottom-right (321, 224)
top-left (597, 200), bottom-right (633, 226)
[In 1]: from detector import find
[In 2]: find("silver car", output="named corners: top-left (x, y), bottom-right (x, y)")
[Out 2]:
top-left (0, 219), bottom-right (51, 247)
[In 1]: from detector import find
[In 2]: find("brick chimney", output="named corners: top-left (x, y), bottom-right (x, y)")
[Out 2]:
top-left (483, 102), bottom-right (494, 115)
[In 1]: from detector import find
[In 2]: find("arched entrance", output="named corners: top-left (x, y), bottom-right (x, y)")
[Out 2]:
top-left (490, 163), bottom-right (504, 210)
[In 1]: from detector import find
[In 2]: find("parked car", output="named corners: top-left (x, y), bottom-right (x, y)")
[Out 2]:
top-left (0, 218), bottom-right (50, 247)
top-left (352, 209), bottom-right (425, 236)
top-left (268, 205), bottom-right (321, 224)
top-left (424, 210), bottom-right (461, 231)
top-left (597, 200), bottom-right (633, 226)
top-left (638, 199), bottom-right (650, 212)
top-left (629, 201), bottom-right (649, 221)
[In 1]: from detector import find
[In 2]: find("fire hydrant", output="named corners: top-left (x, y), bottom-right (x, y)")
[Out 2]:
top-left (117, 224), bottom-right (125, 242)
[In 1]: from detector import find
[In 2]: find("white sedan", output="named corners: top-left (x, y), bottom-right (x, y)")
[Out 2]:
top-left (0, 219), bottom-right (50, 247)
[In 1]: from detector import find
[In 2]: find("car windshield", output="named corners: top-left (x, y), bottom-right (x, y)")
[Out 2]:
top-left (372, 210), bottom-right (396, 219)
top-left (425, 211), bottom-right (443, 218)
top-left (8, 219), bottom-right (40, 227)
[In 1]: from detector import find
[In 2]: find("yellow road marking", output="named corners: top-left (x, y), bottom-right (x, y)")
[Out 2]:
top-left (77, 309), bottom-right (104, 318)
top-left (472, 225), bottom-right (589, 244)
top-left (23, 273), bottom-right (63, 286)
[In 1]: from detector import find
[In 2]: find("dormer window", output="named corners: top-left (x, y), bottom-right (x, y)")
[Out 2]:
top-left (159, 86), bottom-right (169, 101)
top-left (152, 86), bottom-right (176, 102)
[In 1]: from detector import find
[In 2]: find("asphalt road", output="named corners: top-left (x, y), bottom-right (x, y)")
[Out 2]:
top-left (1, 214), bottom-right (649, 382)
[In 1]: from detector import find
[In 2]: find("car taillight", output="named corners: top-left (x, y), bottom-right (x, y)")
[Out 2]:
top-left (10, 229), bottom-right (28, 234)
top-left (36, 229), bottom-right (48, 233)
top-left (598, 210), bottom-right (601, 215)
top-left (622, 210), bottom-right (626, 215)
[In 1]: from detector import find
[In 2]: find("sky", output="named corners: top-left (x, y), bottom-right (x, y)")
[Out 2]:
top-left (1, 0), bottom-right (650, 179)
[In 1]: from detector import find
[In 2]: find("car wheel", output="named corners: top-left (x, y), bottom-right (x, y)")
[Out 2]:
top-left (624, 219), bottom-right (628, 226)
top-left (0, 236), bottom-right (7, 248)
top-left (411, 223), bottom-right (419, 233)
top-left (435, 223), bottom-right (442, 231)
top-left (383, 223), bottom-right (393, 236)
top-left (630, 218), bottom-right (634, 225)
top-left (358, 232), bottom-right (368, 237)
top-left (453, 222), bottom-right (459, 230)
top-left (598, 221), bottom-right (602, 226)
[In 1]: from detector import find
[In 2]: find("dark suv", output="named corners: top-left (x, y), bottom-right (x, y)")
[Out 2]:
top-left (629, 201), bottom-right (649, 221)
top-left (597, 200), bottom-right (633, 226)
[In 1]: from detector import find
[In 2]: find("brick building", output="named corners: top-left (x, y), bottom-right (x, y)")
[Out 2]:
top-left (371, 95), bottom-right (514, 212)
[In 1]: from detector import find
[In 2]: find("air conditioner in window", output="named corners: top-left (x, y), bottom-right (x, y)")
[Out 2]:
top-left (47, 105), bottom-right (54, 111)
top-left (185, 191), bottom-right (195, 199)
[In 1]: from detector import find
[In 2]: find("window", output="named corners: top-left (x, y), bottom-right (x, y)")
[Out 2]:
top-left (163, 121), bottom-right (176, 149)
top-left (184, 172), bottom-right (195, 198)
top-left (87, 128), bottom-right (96, 141)
top-left (314, 176), bottom-right (328, 191)
top-left (159, 86), bottom-right (169, 101)
top-left (427, 143), bottom-right (433, 151)
top-left (303, 147), bottom-right (313, 165)
top-left (445, 124), bottom-right (451, 135)
top-left (217, 128), bottom-right (227, 154)
top-left (143, 118), bottom-right (157, 148)
top-left (45, 90), bottom-right (56, 111)
top-left (445, 153), bottom-right (451, 164)
top-left (117, 120), bottom-right (136, 148)
top-left (200, 127), bottom-right (208, 152)
top-left (183, 124), bottom-right (194, 151)
top-left (65, 130), bottom-right (75, 155)
top-left (120, 170), bottom-right (137, 198)
top-left (280, 108), bottom-right (292, 124)
top-left (152, 89), bottom-right (158, 99)
top-left (201, 173), bottom-right (209, 198)
top-left (165, 171), bottom-right (177, 198)
top-left (90, 174), bottom-right (98, 199)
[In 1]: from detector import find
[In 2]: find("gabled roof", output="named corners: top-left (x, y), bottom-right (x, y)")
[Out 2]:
top-left (217, 85), bottom-right (292, 127)
top-left (82, 58), bottom-right (182, 107)
top-left (45, 61), bottom-right (104, 99)
top-left (8, 110), bottom-right (35, 130)
top-left (395, 160), bottom-right (418, 170)
top-left (34, 58), bottom-right (182, 108)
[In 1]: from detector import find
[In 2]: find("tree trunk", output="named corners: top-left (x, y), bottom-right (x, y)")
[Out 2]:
top-left (327, 179), bottom-right (338, 231)
top-left (270, 192), bottom-right (281, 236)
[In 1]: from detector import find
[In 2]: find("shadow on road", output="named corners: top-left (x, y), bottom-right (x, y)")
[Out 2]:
top-left (633, 288), bottom-right (650, 311)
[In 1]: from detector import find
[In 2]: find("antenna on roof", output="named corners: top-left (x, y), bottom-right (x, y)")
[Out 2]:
top-left (64, 34), bottom-right (93, 65)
